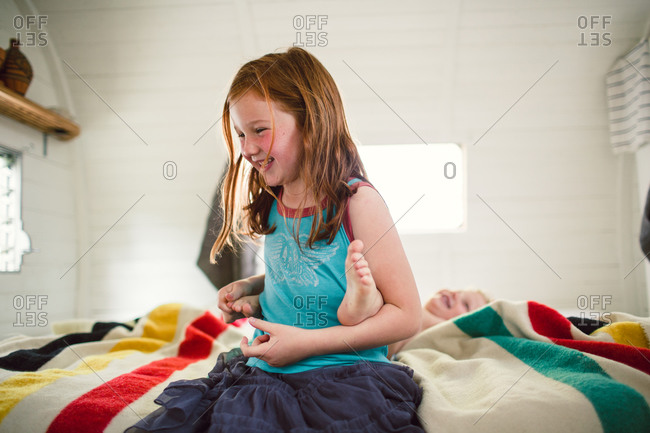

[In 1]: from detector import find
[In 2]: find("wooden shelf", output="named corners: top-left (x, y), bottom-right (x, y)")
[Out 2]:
top-left (0, 84), bottom-right (80, 141)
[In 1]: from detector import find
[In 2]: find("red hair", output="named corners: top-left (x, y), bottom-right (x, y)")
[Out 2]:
top-left (211, 47), bottom-right (367, 263)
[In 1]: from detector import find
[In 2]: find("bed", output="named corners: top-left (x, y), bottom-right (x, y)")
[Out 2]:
top-left (0, 300), bottom-right (648, 432)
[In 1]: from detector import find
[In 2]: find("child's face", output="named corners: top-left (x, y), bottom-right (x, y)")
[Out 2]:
top-left (230, 91), bottom-right (303, 192)
top-left (424, 289), bottom-right (487, 320)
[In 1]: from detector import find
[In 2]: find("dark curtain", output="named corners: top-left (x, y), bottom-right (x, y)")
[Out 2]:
top-left (641, 184), bottom-right (650, 259)
top-left (197, 167), bottom-right (259, 290)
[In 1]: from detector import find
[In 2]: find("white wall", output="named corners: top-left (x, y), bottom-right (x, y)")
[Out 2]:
top-left (0, 0), bottom-right (79, 338)
top-left (29, 0), bottom-right (239, 321)
top-left (10, 0), bottom-right (649, 328)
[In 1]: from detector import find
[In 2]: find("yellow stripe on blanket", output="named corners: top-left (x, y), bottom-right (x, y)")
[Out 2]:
top-left (109, 303), bottom-right (182, 353)
top-left (0, 351), bottom-right (133, 423)
top-left (592, 322), bottom-right (650, 349)
top-left (0, 303), bottom-right (183, 423)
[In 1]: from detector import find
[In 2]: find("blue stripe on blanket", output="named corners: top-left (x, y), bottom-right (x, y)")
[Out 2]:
top-left (453, 306), bottom-right (650, 433)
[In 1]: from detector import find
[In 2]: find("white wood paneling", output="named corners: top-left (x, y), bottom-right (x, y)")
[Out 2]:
top-left (0, 1), bottom-right (82, 339)
top-left (17, 0), bottom-right (650, 325)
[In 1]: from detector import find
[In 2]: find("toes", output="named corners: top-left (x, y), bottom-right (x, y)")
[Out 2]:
top-left (348, 239), bottom-right (364, 255)
top-left (354, 257), bottom-right (368, 269)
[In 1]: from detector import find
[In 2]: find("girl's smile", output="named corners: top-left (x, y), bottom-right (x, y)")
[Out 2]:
top-left (251, 155), bottom-right (275, 170)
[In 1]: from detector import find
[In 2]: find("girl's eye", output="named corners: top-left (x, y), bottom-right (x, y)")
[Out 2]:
top-left (237, 132), bottom-right (245, 138)
top-left (255, 128), bottom-right (267, 134)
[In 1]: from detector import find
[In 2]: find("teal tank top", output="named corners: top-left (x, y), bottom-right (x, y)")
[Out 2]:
top-left (246, 179), bottom-right (389, 373)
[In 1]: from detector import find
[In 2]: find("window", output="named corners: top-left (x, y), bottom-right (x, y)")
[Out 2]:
top-left (0, 146), bottom-right (31, 272)
top-left (252, 143), bottom-right (465, 272)
top-left (357, 143), bottom-right (465, 234)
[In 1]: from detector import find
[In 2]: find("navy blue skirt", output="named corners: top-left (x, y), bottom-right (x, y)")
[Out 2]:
top-left (125, 349), bottom-right (424, 432)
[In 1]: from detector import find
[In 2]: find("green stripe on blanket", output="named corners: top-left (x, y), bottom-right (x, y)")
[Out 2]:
top-left (454, 306), bottom-right (650, 433)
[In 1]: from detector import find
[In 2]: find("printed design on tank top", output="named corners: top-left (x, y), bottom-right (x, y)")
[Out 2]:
top-left (266, 232), bottom-right (339, 287)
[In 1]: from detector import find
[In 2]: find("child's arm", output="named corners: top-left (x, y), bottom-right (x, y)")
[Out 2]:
top-left (218, 274), bottom-right (264, 323)
top-left (387, 308), bottom-right (442, 357)
top-left (241, 186), bottom-right (422, 366)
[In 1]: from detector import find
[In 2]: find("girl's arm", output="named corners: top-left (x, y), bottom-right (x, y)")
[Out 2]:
top-left (244, 273), bottom-right (265, 294)
top-left (241, 186), bottom-right (422, 365)
top-left (330, 184), bottom-right (422, 344)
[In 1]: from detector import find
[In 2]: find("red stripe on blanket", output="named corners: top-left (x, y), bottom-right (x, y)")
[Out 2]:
top-left (46, 311), bottom-right (227, 433)
top-left (528, 301), bottom-right (650, 376)
top-left (554, 339), bottom-right (650, 375)
top-left (178, 311), bottom-right (228, 359)
top-left (527, 301), bottom-right (574, 339)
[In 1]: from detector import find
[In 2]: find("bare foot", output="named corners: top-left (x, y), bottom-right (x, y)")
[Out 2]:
top-left (228, 295), bottom-right (262, 321)
top-left (337, 240), bottom-right (384, 325)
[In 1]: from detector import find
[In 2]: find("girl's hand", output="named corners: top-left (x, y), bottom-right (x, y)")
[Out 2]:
top-left (239, 318), bottom-right (314, 367)
top-left (218, 277), bottom-right (263, 323)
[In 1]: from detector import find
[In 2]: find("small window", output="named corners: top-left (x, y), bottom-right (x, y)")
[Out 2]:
top-left (0, 146), bottom-right (31, 272)
top-left (357, 143), bottom-right (465, 234)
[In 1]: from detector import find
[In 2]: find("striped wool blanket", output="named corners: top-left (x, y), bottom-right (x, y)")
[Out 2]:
top-left (0, 303), bottom-right (251, 433)
top-left (396, 300), bottom-right (650, 433)
top-left (0, 300), bottom-right (649, 432)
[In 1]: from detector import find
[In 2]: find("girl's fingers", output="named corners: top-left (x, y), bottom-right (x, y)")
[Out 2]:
top-left (239, 336), bottom-right (249, 353)
top-left (219, 285), bottom-right (244, 313)
top-left (240, 334), bottom-right (271, 357)
top-left (253, 334), bottom-right (270, 345)
top-left (218, 287), bottom-right (234, 310)
top-left (247, 317), bottom-right (272, 332)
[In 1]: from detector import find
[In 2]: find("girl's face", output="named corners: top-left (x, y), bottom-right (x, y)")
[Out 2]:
top-left (230, 91), bottom-right (303, 194)
top-left (424, 289), bottom-right (487, 321)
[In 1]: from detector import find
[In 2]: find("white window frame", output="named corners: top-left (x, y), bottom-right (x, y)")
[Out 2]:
top-left (0, 145), bottom-right (31, 272)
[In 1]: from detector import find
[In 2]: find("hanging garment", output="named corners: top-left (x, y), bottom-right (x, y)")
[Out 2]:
top-left (606, 39), bottom-right (650, 153)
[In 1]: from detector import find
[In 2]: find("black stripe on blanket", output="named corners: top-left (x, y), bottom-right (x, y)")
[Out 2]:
top-left (567, 317), bottom-right (608, 335)
top-left (0, 321), bottom-right (135, 372)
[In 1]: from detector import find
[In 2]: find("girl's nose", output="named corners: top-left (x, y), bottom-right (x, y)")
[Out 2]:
top-left (240, 138), bottom-right (259, 159)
